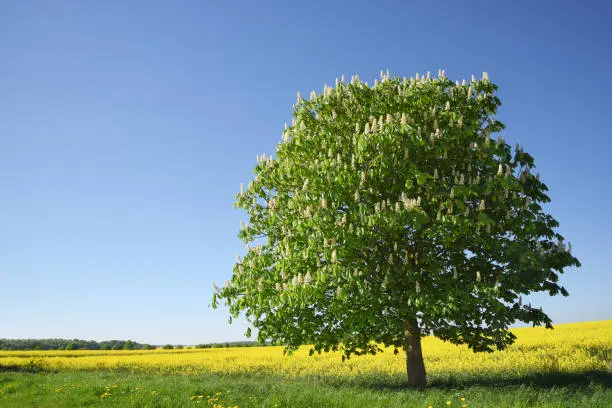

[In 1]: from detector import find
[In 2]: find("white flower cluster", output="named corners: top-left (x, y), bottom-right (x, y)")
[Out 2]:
top-left (289, 271), bottom-right (313, 287)
top-left (400, 192), bottom-right (421, 210)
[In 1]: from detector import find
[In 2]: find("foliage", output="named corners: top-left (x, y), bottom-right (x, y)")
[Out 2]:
top-left (213, 70), bottom-right (580, 358)
top-left (194, 341), bottom-right (264, 348)
top-left (0, 338), bottom-right (148, 351)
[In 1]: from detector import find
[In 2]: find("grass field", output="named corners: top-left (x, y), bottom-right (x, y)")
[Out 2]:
top-left (0, 320), bottom-right (610, 407)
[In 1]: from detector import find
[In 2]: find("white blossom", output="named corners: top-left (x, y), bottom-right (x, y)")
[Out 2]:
top-left (296, 91), bottom-right (302, 103)
top-left (331, 249), bottom-right (337, 263)
top-left (476, 271), bottom-right (481, 282)
top-left (304, 271), bottom-right (313, 285)
top-left (388, 253), bottom-right (394, 264)
top-left (212, 281), bottom-right (218, 291)
top-left (416, 281), bottom-right (420, 293)
top-left (483, 72), bottom-right (489, 81)
top-left (310, 90), bottom-right (316, 99)
top-left (445, 101), bottom-right (451, 111)
top-left (401, 113), bottom-right (407, 125)
top-left (497, 163), bottom-right (503, 176)
top-left (479, 199), bottom-right (486, 211)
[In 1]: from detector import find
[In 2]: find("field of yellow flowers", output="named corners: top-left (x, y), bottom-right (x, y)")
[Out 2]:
top-left (0, 321), bottom-right (610, 407)
top-left (1, 320), bottom-right (610, 380)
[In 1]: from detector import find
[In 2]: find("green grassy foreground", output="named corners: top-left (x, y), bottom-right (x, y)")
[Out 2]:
top-left (0, 369), bottom-right (610, 408)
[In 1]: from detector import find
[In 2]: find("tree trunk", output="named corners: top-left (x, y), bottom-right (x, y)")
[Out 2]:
top-left (404, 318), bottom-right (426, 389)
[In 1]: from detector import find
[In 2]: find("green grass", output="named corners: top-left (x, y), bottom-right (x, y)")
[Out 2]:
top-left (0, 369), bottom-right (610, 408)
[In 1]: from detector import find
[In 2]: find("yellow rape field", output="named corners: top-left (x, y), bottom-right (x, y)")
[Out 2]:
top-left (1, 320), bottom-right (610, 382)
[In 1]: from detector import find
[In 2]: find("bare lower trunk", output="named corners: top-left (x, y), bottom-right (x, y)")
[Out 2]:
top-left (404, 318), bottom-right (426, 389)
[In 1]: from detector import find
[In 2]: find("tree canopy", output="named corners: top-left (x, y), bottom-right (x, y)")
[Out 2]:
top-left (212, 70), bottom-right (579, 387)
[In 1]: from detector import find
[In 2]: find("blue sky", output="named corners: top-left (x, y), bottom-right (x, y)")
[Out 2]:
top-left (1, 1), bottom-right (610, 345)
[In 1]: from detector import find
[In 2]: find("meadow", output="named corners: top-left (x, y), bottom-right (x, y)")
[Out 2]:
top-left (0, 320), bottom-right (610, 407)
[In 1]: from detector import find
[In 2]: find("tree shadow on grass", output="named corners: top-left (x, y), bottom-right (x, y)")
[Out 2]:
top-left (345, 370), bottom-right (612, 392)
top-left (0, 362), bottom-right (51, 374)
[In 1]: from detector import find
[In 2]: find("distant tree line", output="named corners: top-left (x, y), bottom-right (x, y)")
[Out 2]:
top-left (194, 341), bottom-right (267, 348)
top-left (0, 339), bottom-right (269, 351)
top-left (0, 339), bottom-right (156, 351)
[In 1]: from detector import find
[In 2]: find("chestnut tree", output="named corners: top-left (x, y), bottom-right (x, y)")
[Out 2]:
top-left (212, 70), bottom-right (580, 388)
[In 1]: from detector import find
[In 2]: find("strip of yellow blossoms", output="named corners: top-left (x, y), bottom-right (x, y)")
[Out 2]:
top-left (1, 321), bottom-right (609, 380)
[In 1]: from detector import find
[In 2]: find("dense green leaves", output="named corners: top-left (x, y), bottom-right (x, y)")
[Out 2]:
top-left (213, 71), bottom-right (580, 359)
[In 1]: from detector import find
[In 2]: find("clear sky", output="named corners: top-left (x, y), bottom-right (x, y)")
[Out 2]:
top-left (1, 1), bottom-right (610, 345)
